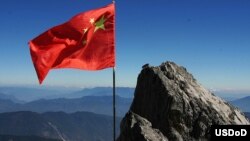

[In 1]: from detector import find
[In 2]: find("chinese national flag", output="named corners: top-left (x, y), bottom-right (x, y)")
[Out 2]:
top-left (29, 4), bottom-right (115, 84)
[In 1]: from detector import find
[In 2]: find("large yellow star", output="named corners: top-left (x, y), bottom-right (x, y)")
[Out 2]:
top-left (94, 15), bottom-right (106, 32)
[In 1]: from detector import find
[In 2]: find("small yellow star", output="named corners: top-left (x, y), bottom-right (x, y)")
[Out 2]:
top-left (83, 28), bottom-right (88, 34)
top-left (89, 18), bottom-right (95, 24)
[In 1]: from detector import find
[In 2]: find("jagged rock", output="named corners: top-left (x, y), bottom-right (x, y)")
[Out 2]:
top-left (117, 61), bottom-right (249, 141)
top-left (118, 111), bottom-right (168, 141)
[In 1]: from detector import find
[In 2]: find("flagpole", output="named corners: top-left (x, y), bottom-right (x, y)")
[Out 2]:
top-left (112, 1), bottom-right (116, 141)
top-left (113, 67), bottom-right (116, 141)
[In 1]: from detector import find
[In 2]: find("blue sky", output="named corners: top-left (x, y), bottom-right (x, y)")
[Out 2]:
top-left (0, 0), bottom-right (249, 91)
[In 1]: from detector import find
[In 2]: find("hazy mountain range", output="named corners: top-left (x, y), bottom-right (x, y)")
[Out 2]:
top-left (0, 87), bottom-right (133, 141)
top-left (0, 95), bottom-right (132, 116)
top-left (0, 111), bottom-right (120, 141)
top-left (213, 91), bottom-right (250, 101)
top-left (0, 87), bottom-right (134, 117)
top-left (0, 86), bottom-right (74, 102)
top-left (0, 86), bottom-right (250, 114)
top-left (70, 87), bottom-right (134, 98)
top-left (0, 86), bottom-right (249, 141)
top-left (0, 86), bottom-right (134, 102)
top-left (230, 96), bottom-right (250, 112)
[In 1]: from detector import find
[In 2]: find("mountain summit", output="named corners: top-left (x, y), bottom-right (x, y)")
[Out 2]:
top-left (117, 61), bottom-right (249, 141)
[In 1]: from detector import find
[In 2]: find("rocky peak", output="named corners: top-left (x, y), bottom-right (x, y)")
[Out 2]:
top-left (117, 61), bottom-right (249, 141)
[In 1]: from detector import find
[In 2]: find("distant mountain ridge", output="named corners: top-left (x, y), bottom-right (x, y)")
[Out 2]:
top-left (0, 86), bottom-right (134, 102)
top-left (1, 86), bottom-right (249, 116)
top-left (214, 91), bottom-right (250, 101)
top-left (0, 86), bottom-right (74, 102)
top-left (69, 87), bottom-right (134, 98)
top-left (0, 111), bottom-right (120, 141)
top-left (0, 95), bottom-right (132, 116)
top-left (0, 92), bottom-right (22, 103)
top-left (231, 96), bottom-right (250, 112)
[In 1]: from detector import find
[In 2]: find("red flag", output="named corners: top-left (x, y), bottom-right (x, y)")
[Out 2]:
top-left (29, 4), bottom-right (115, 84)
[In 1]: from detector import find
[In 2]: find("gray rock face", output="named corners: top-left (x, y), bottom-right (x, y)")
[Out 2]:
top-left (118, 111), bottom-right (168, 141)
top-left (117, 61), bottom-right (249, 141)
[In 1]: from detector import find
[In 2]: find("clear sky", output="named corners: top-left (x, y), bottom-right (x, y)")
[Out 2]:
top-left (0, 0), bottom-right (249, 91)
